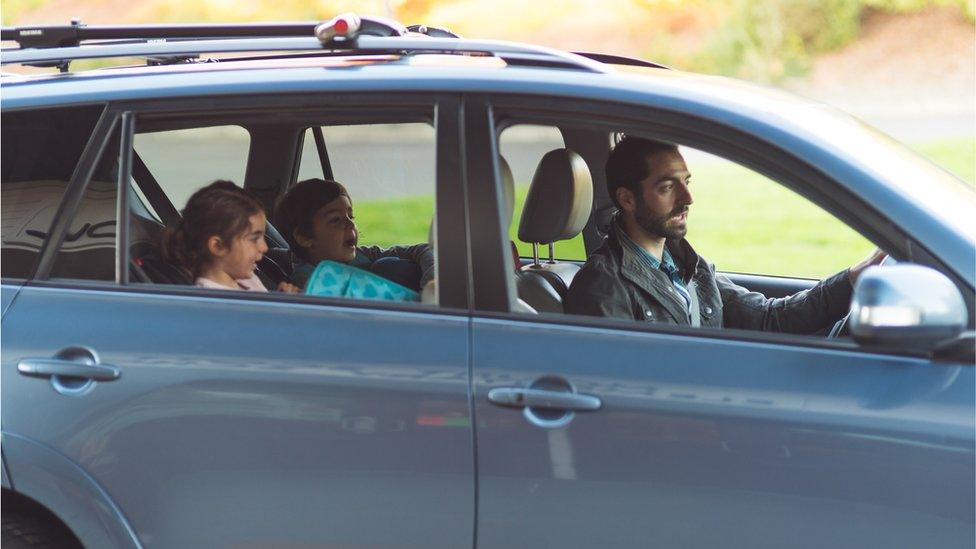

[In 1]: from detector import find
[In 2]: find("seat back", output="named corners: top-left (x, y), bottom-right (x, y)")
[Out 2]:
top-left (516, 148), bottom-right (593, 313)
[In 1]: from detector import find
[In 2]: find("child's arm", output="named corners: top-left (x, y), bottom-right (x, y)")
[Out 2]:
top-left (357, 243), bottom-right (435, 287)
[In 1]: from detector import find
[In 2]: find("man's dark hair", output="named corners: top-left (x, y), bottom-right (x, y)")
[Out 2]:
top-left (273, 178), bottom-right (349, 262)
top-left (605, 136), bottom-right (679, 208)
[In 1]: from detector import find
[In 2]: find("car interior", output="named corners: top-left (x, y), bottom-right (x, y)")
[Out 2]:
top-left (3, 102), bottom-right (836, 323)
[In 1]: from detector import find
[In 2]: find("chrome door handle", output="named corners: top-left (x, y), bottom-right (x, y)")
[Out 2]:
top-left (17, 346), bottom-right (120, 382)
top-left (18, 359), bottom-right (121, 381)
top-left (487, 387), bottom-right (601, 411)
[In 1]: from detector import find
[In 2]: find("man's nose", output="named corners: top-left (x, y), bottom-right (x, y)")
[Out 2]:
top-left (679, 182), bottom-right (694, 205)
top-left (259, 238), bottom-right (269, 253)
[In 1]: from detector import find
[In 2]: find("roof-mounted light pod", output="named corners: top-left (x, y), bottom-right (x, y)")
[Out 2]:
top-left (315, 13), bottom-right (362, 44)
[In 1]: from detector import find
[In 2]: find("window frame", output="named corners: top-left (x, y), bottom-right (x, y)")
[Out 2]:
top-left (467, 92), bottom-right (970, 356)
top-left (26, 92), bottom-right (472, 316)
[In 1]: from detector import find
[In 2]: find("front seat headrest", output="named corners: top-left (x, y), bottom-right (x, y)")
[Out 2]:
top-left (517, 148), bottom-right (593, 244)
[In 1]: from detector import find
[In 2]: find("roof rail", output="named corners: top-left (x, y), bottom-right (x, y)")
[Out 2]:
top-left (0, 31), bottom-right (612, 74)
top-left (573, 52), bottom-right (670, 70)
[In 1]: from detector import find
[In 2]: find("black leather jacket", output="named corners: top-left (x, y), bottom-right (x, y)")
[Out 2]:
top-left (564, 223), bottom-right (854, 334)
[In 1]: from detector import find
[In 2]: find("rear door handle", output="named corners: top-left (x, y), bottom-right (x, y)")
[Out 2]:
top-left (488, 387), bottom-right (601, 411)
top-left (17, 346), bottom-right (120, 382)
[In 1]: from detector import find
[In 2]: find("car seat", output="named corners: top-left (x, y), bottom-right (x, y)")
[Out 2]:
top-left (516, 148), bottom-right (593, 313)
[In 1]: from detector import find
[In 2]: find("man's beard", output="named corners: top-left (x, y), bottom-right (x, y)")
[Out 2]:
top-left (634, 202), bottom-right (689, 240)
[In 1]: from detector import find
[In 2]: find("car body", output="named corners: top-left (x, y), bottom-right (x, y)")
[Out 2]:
top-left (1, 17), bottom-right (973, 549)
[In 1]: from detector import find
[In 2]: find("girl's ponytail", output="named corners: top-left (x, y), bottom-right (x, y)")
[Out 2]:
top-left (161, 219), bottom-right (194, 278)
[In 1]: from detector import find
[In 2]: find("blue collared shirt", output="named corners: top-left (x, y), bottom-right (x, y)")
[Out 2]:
top-left (615, 223), bottom-right (693, 313)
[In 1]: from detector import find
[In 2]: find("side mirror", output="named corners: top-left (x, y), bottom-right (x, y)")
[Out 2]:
top-left (850, 265), bottom-right (967, 351)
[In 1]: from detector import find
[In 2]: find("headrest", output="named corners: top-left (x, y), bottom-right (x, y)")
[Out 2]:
top-left (517, 149), bottom-right (593, 244)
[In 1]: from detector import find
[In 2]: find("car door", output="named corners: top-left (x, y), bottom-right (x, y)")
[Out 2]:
top-left (1, 95), bottom-right (475, 548)
top-left (466, 97), bottom-right (974, 549)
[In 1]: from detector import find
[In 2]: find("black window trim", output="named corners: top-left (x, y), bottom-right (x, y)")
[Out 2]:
top-left (29, 91), bottom-right (472, 313)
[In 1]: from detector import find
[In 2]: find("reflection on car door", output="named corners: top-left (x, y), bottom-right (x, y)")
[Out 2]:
top-left (2, 290), bottom-right (473, 548)
top-left (471, 318), bottom-right (974, 548)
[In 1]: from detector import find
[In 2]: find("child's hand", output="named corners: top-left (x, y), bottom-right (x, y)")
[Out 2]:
top-left (278, 281), bottom-right (301, 293)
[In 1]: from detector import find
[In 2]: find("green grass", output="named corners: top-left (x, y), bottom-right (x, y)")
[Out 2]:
top-left (356, 137), bottom-right (974, 279)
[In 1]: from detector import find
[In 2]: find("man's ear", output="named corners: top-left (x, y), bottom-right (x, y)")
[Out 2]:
top-left (616, 187), bottom-right (637, 213)
top-left (293, 228), bottom-right (313, 249)
top-left (207, 236), bottom-right (228, 257)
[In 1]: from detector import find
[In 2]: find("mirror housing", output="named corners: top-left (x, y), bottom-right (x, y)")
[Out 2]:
top-left (850, 265), bottom-right (967, 351)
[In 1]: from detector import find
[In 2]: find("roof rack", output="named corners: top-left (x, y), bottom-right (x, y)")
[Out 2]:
top-left (0, 16), bottom-right (405, 49)
top-left (0, 15), bottom-right (611, 74)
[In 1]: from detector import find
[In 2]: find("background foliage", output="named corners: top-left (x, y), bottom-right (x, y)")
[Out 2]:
top-left (4, 0), bottom-right (972, 81)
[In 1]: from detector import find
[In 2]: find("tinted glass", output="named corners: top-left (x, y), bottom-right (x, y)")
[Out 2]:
top-left (1, 105), bottom-right (104, 279)
top-left (48, 131), bottom-right (121, 282)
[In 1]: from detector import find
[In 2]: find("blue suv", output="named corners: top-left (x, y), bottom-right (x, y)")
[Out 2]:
top-left (1, 14), bottom-right (973, 549)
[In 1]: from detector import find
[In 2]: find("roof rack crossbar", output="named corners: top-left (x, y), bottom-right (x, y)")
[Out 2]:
top-left (0, 35), bottom-right (611, 73)
top-left (1, 23), bottom-right (320, 49)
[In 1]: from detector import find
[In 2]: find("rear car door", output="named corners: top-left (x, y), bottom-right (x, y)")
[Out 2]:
top-left (466, 96), bottom-right (974, 549)
top-left (1, 95), bottom-right (474, 548)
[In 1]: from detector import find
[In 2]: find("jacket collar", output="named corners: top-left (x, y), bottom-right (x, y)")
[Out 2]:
top-left (609, 217), bottom-right (702, 322)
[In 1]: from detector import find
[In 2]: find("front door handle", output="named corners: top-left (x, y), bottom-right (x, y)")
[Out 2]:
top-left (488, 387), bottom-right (601, 411)
top-left (18, 346), bottom-right (120, 382)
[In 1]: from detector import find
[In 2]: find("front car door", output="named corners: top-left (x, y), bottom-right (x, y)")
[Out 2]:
top-left (1, 93), bottom-right (475, 548)
top-left (467, 94), bottom-right (974, 548)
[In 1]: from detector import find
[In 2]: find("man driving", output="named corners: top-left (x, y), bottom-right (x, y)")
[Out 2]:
top-left (564, 136), bottom-right (885, 332)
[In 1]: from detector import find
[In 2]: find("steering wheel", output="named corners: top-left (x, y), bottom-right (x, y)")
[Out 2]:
top-left (828, 254), bottom-right (896, 339)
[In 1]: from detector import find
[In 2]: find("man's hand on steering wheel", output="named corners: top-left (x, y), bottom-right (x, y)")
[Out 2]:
top-left (829, 248), bottom-right (891, 338)
top-left (848, 248), bottom-right (888, 284)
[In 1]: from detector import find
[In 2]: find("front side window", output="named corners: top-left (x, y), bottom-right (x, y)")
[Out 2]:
top-left (679, 147), bottom-right (873, 279)
top-left (499, 124), bottom-right (586, 262)
top-left (496, 118), bottom-right (883, 343)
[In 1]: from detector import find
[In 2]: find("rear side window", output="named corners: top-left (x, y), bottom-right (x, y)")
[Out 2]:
top-left (135, 126), bottom-right (249, 211)
top-left (1, 105), bottom-right (104, 279)
top-left (297, 123), bottom-right (437, 247)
